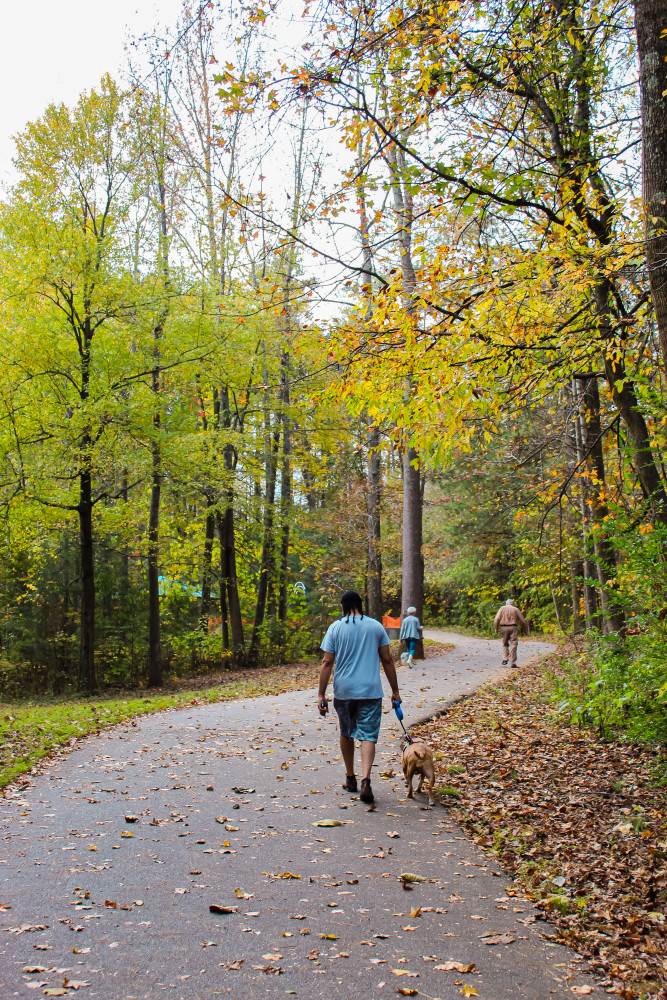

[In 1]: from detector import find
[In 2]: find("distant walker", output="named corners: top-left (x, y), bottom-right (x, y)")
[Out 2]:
top-left (493, 598), bottom-right (529, 668)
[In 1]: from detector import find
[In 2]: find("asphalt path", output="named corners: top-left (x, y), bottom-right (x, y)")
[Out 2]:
top-left (0, 630), bottom-right (604, 999)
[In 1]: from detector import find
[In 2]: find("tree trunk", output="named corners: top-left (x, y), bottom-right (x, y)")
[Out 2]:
top-left (215, 511), bottom-right (230, 650)
top-left (570, 558), bottom-right (585, 634)
top-left (78, 469), bottom-right (96, 692)
top-left (278, 350), bottom-right (292, 623)
top-left (199, 505), bottom-right (215, 632)
top-left (401, 446), bottom-right (424, 655)
top-left (595, 279), bottom-right (667, 525)
top-left (576, 374), bottom-right (625, 634)
top-left (219, 498), bottom-right (244, 650)
top-left (635, 0), bottom-right (667, 373)
top-left (249, 417), bottom-right (280, 662)
top-left (367, 422), bottom-right (383, 622)
top-left (147, 434), bottom-right (163, 685)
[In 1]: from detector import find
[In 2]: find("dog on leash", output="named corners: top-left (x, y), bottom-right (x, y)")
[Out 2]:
top-left (402, 738), bottom-right (436, 806)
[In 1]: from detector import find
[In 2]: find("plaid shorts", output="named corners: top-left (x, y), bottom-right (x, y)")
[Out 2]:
top-left (333, 698), bottom-right (383, 743)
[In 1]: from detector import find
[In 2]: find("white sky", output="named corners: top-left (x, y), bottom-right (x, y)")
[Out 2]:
top-left (0, 0), bottom-right (184, 183)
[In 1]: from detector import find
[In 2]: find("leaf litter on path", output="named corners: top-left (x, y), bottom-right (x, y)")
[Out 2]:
top-left (415, 651), bottom-right (667, 999)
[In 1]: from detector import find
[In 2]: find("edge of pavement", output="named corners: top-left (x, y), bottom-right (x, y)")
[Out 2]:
top-left (401, 627), bottom-right (557, 730)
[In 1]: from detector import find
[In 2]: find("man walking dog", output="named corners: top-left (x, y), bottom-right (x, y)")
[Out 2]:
top-left (318, 590), bottom-right (401, 804)
top-left (493, 598), bottom-right (529, 668)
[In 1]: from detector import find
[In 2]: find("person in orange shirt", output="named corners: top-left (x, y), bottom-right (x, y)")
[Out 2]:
top-left (493, 599), bottom-right (529, 668)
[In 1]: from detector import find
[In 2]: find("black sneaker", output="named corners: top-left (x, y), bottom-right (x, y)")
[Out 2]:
top-left (501, 660), bottom-right (508, 666)
top-left (343, 774), bottom-right (358, 793)
top-left (359, 778), bottom-right (374, 804)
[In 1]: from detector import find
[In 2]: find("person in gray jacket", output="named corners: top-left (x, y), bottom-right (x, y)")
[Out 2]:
top-left (399, 605), bottom-right (422, 668)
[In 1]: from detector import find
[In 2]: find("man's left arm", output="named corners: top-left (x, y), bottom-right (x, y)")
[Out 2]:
top-left (317, 652), bottom-right (335, 714)
top-left (517, 609), bottom-right (529, 635)
top-left (379, 645), bottom-right (401, 707)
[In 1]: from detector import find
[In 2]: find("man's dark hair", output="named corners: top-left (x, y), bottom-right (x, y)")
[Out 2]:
top-left (341, 590), bottom-right (364, 621)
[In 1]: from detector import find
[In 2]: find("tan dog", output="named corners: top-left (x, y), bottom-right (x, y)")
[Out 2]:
top-left (402, 738), bottom-right (436, 806)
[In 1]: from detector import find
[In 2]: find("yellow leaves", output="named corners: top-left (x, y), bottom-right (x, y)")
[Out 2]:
top-left (461, 986), bottom-right (479, 997)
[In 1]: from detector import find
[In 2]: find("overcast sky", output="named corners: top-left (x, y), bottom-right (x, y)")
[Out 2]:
top-left (0, 0), bottom-right (184, 183)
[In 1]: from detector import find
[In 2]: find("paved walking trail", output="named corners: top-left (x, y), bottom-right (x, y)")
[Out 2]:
top-left (1, 631), bottom-right (602, 999)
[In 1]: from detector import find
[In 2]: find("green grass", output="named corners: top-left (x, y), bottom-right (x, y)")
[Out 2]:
top-left (433, 784), bottom-right (462, 797)
top-left (0, 664), bottom-right (315, 790)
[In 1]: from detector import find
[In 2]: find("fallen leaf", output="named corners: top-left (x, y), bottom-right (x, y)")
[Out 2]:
top-left (4, 924), bottom-right (48, 934)
top-left (209, 904), bottom-right (238, 914)
top-left (232, 787), bottom-right (255, 794)
top-left (312, 819), bottom-right (343, 827)
top-left (251, 965), bottom-right (284, 974)
top-left (202, 941), bottom-right (217, 947)
top-left (391, 970), bottom-right (419, 977)
top-left (72, 948), bottom-right (90, 955)
top-left (263, 952), bottom-right (282, 961)
top-left (435, 962), bottom-right (477, 973)
top-left (225, 824), bottom-right (240, 831)
top-left (397, 990), bottom-right (419, 997)
top-left (290, 914), bottom-right (307, 919)
top-left (570, 989), bottom-right (594, 996)
top-left (321, 933), bottom-right (339, 940)
top-left (282, 931), bottom-right (293, 937)
top-left (387, 831), bottom-right (400, 838)
top-left (402, 925), bottom-right (418, 931)
top-left (44, 991), bottom-right (69, 997)
top-left (62, 979), bottom-right (90, 990)
top-left (124, 814), bottom-right (138, 823)
top-left (104, 900), bottom-right (117, 908)
top-left (235, 888), bottom-right (254, 899)
top-left (22, 966), bottom-right (47, 973)
top-left (461, 986), bottom-right (479, 998)
top-left (215, 816), bottom-right (228, 824)
top-left (221, 959), bottom-right (243, 970)
top-left (174, 888), bottom-right (188, 894)
top-left (409, 907), bottom-right (422, 918)
top-left (480, 932), bottom-right (515, 946)
top-left (264, 872), bottom-right (301, 880)
top-left (399, 873), bottom-right (425, 884)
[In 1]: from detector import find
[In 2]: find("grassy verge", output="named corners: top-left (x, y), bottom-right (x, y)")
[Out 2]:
top-left (415, 651), bottom-right (667, 1000)
top-left (0, 661), bottom-right (317, 792)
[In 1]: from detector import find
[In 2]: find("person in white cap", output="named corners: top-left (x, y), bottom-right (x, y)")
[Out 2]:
top-left (399, 605), bottom-right (422, 668)
top-left (493, 598), bottom-right (529, 667)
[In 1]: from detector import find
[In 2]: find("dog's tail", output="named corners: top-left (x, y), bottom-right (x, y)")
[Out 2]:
top-left (413, 746), bottom-right (427, 760)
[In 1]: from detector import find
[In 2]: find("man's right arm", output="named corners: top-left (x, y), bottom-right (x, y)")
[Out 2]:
top-left (379, 645), bottom-right (401, 707)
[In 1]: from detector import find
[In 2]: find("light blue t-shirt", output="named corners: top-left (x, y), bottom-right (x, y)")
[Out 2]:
top-left (321, 614), bottom-right (390, 700)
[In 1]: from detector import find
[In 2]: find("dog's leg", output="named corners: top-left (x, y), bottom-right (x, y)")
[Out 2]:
top-left (406, 764), bottom-right (414, 799)
top-left (417, 773), bottom-right (424, 793)
top-left (425, 763), bottom-right (435, 806)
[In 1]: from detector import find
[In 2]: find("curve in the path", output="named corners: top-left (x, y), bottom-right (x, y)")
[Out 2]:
top-left (0, 631), bottom-right (603, 999)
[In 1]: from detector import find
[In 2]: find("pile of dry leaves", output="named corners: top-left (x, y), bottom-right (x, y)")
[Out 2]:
top-left (415, 653), bottom-right (667, 999)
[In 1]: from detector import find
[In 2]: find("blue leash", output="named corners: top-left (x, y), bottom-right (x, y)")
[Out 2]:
top-left (394, 702), bottom-right (413, 745)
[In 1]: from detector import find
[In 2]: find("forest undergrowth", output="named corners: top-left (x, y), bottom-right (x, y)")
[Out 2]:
top-left (418, 650), bottom-right (667, 1000)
